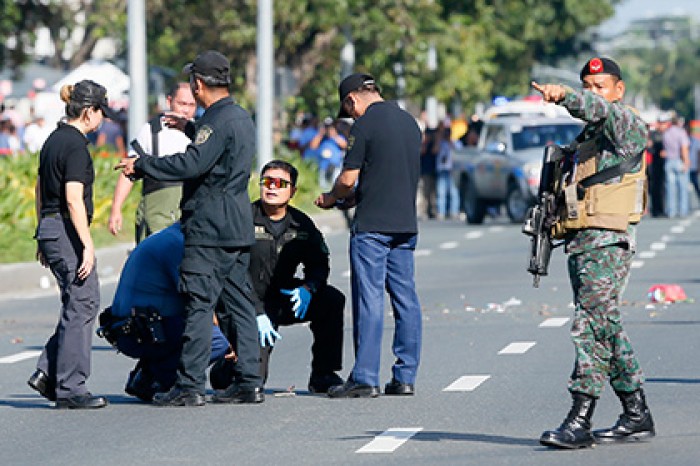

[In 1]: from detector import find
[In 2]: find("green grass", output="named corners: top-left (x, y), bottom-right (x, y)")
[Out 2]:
top-left (0, 146), bottom-right (320, 264)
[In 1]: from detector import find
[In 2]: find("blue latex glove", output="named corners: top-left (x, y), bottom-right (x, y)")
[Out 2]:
top-left (256, 314), bottom-right (281, 347)
top-left (280, 286), bottom-right (312, 320)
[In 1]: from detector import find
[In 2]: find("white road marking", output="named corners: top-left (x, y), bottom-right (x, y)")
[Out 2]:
top-left (498, 341), bottom-right (536, 354)
top-left (488, 226), bottom-right (504, 233)
top-left (670, 226), bottom-right (685, 234)
top-left (539, 317), bottom-right (570, 328)
top-left (631, 260), bottom-right (645, 269)
top-left (465, 231), bottom-right (483, 239)
top-left (660, 235), bottom-right (672, 242)
top-left (415, 249), bottom-right (432, 257)
top-left (0, 350), bottom-right (41, 364)
top-left (443, 375), bottom-right (491, 392)
top-left (650, 242), bottom-right (666, 251)
top-left (638, 251), bottom-right (656, 259)
top-left (356, 427), bottom-right (423, 453)
top-left (680, 219), bottom-right (692, 227)
top-left (439, 241), bottom-right (459, 250)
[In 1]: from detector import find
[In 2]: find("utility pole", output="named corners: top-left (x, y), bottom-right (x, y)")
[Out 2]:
top-left (127, 0), bottom-right (148, 143)
top-left (257, 0), bottom-right (274, 171)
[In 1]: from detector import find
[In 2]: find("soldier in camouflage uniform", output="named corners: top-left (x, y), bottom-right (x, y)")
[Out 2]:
top-left (532, 57), bottom-right (655, 449)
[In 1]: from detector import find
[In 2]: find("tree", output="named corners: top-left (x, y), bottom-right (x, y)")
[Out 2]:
top-left (0, 1), bottom-right (126, 73)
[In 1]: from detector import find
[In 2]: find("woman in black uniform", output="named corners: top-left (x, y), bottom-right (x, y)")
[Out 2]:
top-left (28, 80), bottom-right (118, 409)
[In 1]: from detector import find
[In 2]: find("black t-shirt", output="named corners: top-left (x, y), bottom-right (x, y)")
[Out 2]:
top-left (343, 101), bottom-right (421, 233)
top-left (38, 122), bottom-right (95, 219)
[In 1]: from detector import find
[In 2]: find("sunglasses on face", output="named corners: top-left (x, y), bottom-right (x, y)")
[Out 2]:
top-left (259, 176), bottom-right (292, 189)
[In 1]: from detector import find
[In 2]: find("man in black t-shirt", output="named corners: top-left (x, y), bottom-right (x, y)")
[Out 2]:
top-left (315, 73), bottom-right (422, 398)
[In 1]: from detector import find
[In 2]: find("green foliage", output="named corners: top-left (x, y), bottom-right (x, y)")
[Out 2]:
top-left (0, 146), bottom-right (321, 264)
top-left (3, 0), bottom-right (619, 117)
top-left (616, 37), bottom-right (700, 120)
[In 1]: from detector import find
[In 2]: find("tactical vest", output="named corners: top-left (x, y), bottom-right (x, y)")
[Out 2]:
top-left (551, 136), bottom-right (647, 239)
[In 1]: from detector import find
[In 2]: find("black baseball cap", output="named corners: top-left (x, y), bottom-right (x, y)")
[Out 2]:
top-left (337, 73), bottom-right (377, 118)
top-left (580, 57), bottom-right (622, 81)
top-left (182, 50), bottom-right (231, 85)
top-left (71, 79), bottom-right (120, 121)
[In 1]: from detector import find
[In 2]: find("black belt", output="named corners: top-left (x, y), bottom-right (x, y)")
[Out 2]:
top-left (41, 212), bottom-right (62, 219)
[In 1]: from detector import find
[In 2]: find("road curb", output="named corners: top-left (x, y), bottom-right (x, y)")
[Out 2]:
top-left (0, 211), bottom-right (348, 301)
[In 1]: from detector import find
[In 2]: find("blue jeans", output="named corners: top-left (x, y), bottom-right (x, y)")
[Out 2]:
top-left (436, 170), bottom-right (459, 217)
top-left (664, 158), bottom-right (690, 217)
top-left (349, 232), bottom-right (422, 386)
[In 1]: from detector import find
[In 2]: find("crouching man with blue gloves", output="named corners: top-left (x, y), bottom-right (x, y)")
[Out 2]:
top-left (97, 223), bottom-right (233, 402)
top-left (210, 160), bottom-right (345, 393)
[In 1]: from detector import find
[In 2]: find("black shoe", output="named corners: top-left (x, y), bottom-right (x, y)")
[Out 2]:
top-left (212, 384), bottom-right (264, 404)
top-left (327, 378), bottom-right (380, 398)
top-left (384, 378), bottom-right (415, 396)
top-left (152, 386), bottom-right (205, 407)
top-left (540, 393), bottom-right (596, 449)
top-left (308, 372), bottom-right (344, 394)
top-left (125, 368), bottom-right (156, 402)
top-left (593, 389), bottom-right (655, 443)
top-left (55, 393), bottom-right (108, 410)
top-left (28, 369), bottom-right (56, 401)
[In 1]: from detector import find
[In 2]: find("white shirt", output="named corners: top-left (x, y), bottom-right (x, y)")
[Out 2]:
top-left (127, 116), bottom-right (191, 158)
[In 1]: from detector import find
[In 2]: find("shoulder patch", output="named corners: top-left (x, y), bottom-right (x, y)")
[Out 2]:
top-left (194, 125), bottom-right (213, 145)
top-left (347, 134), bottom-right (355, 152)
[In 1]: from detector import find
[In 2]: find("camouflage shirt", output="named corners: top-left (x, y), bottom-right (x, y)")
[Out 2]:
top-left (558, 87), bottom-right (648, 254)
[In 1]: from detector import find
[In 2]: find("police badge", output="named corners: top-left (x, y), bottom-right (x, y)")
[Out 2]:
top-left (195, 125), bottom-right (213, 145)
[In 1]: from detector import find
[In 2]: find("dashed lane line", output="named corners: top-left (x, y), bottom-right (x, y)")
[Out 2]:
top-left (638, 251), bottom-right (656, 259)
top-left (670, 225), bottom-right (685, 234)
top-left (465, 231), bottom-right (483, 239)
top-left (650, 242), bottom-right (666, 251)
top-left (439, 241), bottom-right (459, 250)
top-left (498, 341), bottom-right (536, 355)
top-left (356, 427), bottom-right (423, 453)
top-left (539, 317), bottom-right (570, 328)
top-left (0, 350), bottom-right (41, 364)
top-left (631, 260), bottom-right (644, 269)
top-left (443, 375), bottom-right (491, 392)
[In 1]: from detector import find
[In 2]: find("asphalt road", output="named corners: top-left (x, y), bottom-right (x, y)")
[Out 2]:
top-left (0, 213), bottom-right (698, 465)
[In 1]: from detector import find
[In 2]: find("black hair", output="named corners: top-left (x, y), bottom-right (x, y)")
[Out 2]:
top-left (193, 73), bottom-right (230, 88)
top-left (167, 82), bottom-right (190, 98)
top-left (260, 159), bottom-right (298, 186)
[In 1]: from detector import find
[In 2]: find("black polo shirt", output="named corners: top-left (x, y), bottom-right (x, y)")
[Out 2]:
top-left (343, 101), bottom-right (421, 233)
top-left (38, 122), bottom-right (94, 219)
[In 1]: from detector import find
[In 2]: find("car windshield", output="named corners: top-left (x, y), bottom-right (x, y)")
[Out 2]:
top-left (511, 124), bottom-right (582, 150)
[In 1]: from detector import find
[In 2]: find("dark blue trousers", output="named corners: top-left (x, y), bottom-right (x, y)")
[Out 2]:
top-left (349, 232), bottom-right (422, 386)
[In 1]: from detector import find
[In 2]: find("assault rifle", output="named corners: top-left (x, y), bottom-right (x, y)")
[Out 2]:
top-left (522, 144), bottom-right (568, 287)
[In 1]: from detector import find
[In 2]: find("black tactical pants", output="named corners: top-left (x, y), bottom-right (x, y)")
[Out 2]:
top-left (176, 245), bottom-right (261, 394)
top-left (260, 283), bottom-right (345, 382)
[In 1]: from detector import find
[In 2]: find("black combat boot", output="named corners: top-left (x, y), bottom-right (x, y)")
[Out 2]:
top-left (593, 389), bottom-right (655, 443)
top-left (540, 393), bottom-right (597, 449)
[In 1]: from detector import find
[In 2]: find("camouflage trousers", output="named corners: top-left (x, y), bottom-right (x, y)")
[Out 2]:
top-left (567, 244), bottom-right (644, 397)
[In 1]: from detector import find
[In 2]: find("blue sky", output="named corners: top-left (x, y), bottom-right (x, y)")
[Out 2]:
top-left (601, 0), bottom-right (700, 34)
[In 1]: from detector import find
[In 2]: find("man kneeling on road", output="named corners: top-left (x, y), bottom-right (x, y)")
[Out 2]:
top-left (210, 160), bottom-right (345, 394)
top-left (97, 223), bottom-right (233, 402)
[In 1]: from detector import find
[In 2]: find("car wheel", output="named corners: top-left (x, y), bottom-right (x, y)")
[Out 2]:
top-left (506, 182), bottom-right (531, 224)
top-left (463, 180), bottom-right (486, 224)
